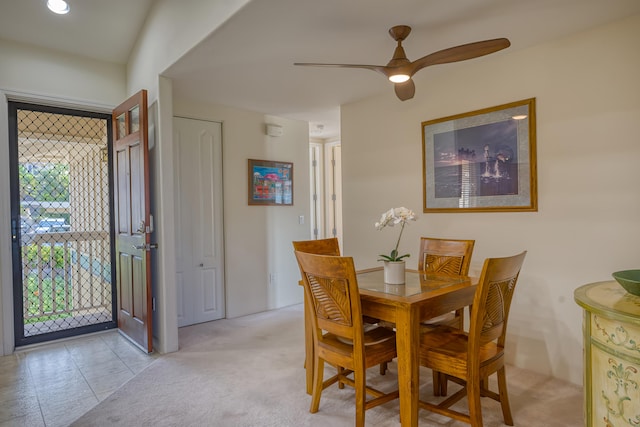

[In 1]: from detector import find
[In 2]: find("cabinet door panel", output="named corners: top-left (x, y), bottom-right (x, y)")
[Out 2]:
top-left (592, 314), bottom-right (640, 360)
top-left (590, 340), bottom-right (640, 425)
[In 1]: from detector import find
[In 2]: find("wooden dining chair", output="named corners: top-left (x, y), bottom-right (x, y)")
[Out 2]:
top-left (294, 251), bottom-right (399, 427)
top-left (379, 237), bottom-right (476, 382)
top-left (418, 251), bottom-right (527, 427)
top-left (292, 238), bottom-right (388, 395)
top-left (418, 237), bottom-right (475, 330)
top-left (292, 237), bottom-right (341, 256)
top-left (415, 237), bottom-right (474, 395)
top-left (293, 238), bottom-right (342, 394)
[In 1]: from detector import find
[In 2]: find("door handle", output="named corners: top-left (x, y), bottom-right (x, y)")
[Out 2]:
top-left (132, 243), bottom-right (159, 251)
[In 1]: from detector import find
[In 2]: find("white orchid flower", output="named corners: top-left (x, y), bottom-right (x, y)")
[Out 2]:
top-left (374, 207), bottom-right (417, 262)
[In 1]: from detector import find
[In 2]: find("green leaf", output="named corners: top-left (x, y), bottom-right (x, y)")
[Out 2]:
top-left (378, 251), bottom-right (412, 262)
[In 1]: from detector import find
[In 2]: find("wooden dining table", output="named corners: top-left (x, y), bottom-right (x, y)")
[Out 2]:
top-left (302, 267), bottom-right (476, 427)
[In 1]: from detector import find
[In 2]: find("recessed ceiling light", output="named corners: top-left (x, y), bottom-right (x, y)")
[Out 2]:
top-left (47, 0), bottom-right (70, 15)
top-left (512, 114), bottom-right (528, 120)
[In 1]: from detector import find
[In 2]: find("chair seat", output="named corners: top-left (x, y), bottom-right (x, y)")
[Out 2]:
top-left (320, 332), bottom-right (397, 368)
top-left (420, 325), bottom-right (503, 376)
top-left (363, 315), bottom-right (381, 325)
top-left (336, 325), bottom-right (396, 346)
top-left (386, 312), bottom-right (460, 332)
top-left (421, 311), bottom-right (458, 327)
top-left (422, 312), bottom-right (455, 324)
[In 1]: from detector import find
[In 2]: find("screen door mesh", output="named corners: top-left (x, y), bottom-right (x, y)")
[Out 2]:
top-left (17, 108), bottom-right (113, 337)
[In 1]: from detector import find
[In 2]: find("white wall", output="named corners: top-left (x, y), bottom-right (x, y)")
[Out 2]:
top-left (0, 39), bottom-right (126, 107)
top-left (127, 0), bottom-right (250, 100)
top-left (124, 0), bottom-right (250, 352)
top-left (341, 15), bottom-right (640, 385)
top-left (173, 98), bottom-right (311, 318)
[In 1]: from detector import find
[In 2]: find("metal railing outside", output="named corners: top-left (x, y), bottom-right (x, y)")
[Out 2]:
top-left (21, 231), bottom-right (112, 335)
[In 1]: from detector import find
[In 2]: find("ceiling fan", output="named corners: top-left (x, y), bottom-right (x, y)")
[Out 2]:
top-left (294, 25), bottom-right (510, 101)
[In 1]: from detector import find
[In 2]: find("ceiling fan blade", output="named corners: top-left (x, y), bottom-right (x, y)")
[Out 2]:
top-left (394, 79), bottom-right (415, 101)
top-left (294, 62), bottom-right (387, 77)
top-left (294, 28), bottom-right (510, 102)
top-left (411, 38), bottom-right (510, 74)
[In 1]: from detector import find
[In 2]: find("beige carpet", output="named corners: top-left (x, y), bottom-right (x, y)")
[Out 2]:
top-left (71, 305), bottom-right (583, 426)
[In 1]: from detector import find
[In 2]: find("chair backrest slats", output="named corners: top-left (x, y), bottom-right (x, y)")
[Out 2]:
top-left (306, 274), bottom-right (352, 326)
top-left (295, 251), bottom-right (363, 344)
top-left (469, 251), bottom-right (527, 351)
top-left (418, 237), bottom-right (475, 276)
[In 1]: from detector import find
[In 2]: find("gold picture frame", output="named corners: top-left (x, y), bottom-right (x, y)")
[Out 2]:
top-left (422, 98), bottom-right (537, 213)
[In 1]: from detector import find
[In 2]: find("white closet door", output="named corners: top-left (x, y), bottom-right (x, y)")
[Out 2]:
top-left (174, 117), bottom-right (225, 327)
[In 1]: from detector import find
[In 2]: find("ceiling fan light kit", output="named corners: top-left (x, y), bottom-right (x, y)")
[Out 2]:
top-left (389, 74), bottom-right (410, 83)
top-left (294, 25), bottom-right (510, 101)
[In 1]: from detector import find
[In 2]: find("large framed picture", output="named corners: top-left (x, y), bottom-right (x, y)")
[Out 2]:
top-left (248, 159), bottom-right (293, 206)
top-left (422, 98), bottom-right (537, 213)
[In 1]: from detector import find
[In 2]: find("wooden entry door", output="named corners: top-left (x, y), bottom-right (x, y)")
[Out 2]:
top-left (174, 117), bottom-right (225, 326)
top-left (112, 90), bottom-right (153, 352)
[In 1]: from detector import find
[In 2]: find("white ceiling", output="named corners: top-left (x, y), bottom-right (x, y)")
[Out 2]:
top-left (2, 0), bottom-right (639, 139)
top-left (0, 0), bottom-right (153, 64)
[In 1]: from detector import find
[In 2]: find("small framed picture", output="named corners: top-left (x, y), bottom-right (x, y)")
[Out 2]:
top-left (422, 98), bottom-right (537, 212)
top-left (248, 159), bottom-right (293, 206)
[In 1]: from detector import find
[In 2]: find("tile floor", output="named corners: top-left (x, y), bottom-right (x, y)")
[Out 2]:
top-left (0, 331), bottom-right (158, 427)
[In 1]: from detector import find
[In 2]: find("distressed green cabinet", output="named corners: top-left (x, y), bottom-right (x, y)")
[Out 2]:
top-left (575, 281), bottom-right (640, 427)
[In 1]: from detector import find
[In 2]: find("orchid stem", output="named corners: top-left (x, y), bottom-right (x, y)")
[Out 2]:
top-left (393, 222), bottom-right (405, 258)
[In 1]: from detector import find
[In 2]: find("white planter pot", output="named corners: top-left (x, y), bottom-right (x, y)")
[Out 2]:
top-left (383, 261), bottom-right (406, 285)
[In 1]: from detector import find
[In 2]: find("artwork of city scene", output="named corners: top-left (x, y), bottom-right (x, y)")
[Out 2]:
top-left (432, 120), bottom-right (519, 199)
top-left (249, 161), bottom-right (293, 205)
